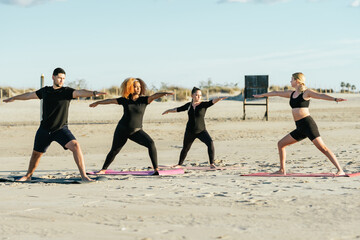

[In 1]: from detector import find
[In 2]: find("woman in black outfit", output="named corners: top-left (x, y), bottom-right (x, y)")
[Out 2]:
top-left (90, 77), bottom-right (173, 174)
top-left (254, 72), bottom-right (346, 175)
top-left (162, 87), bottom-right (227, 168)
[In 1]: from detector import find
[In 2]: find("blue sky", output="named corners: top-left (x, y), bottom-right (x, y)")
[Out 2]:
top-left (0, 0), bottom-right (359, 91)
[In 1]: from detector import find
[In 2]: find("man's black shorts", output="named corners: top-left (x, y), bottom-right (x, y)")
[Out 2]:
top-left (33, 125), bottom-right (76, 153)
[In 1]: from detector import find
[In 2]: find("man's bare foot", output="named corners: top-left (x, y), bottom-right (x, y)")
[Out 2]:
top-left (272, 170), bottom-right (286, 175)
top-left (210, 164), bottom-right (216, 169)
top-left (336, 170), bottom-right (345, 176)
top-left (17, 175), bottom-right (31, 182)
top-left (172, 165), bottom-right (183, 168)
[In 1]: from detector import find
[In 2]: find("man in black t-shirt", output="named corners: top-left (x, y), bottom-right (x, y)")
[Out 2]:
top-left (4, 67), bottom-right (105, 182)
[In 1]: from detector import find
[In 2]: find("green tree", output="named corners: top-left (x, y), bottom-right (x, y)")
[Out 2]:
top-left (351, 85), bottom-right (356, 93)
top-left (345, 83), bottom-right (351, 92)
top-left (341, 82), bottom-right (345, 92)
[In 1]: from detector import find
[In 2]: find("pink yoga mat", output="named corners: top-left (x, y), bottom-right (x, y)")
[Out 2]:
top-left (241, 172), bottom-right (360, 177)
top-left (158, 165), bottom-right (242, 171)
top-left (87, 168), bottom-right (184, 176)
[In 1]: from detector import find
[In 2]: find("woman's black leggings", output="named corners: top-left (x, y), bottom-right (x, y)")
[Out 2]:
top-left (102, 124), bottom-right (158, 170)
top-left (178, 130), bottom-right (214, 165)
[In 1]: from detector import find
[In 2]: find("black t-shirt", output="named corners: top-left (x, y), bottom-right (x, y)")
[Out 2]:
top-left (36, 86), bottom-right (75, 132)
top-left (116, 96), bottom-right (149, 129)
top-left (176, 101), bottom-right (213, 134)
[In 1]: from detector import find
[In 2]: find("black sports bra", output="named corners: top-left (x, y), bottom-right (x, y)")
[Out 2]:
top-left (289, 91), bottom-right (310, 108)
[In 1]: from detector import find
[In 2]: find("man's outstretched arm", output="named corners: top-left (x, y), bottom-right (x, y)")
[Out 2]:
top-left (3, 92), bottom-right (39, 103)
top-left (73, 89), bottom-right (106, 99)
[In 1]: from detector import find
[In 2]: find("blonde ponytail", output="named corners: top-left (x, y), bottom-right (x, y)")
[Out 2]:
top-left (292, 72), bottom-right (307, 92)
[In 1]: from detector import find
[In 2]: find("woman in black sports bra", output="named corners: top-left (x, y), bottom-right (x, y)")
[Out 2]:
top-left (254, 72), bottom-right (346, 175)
top-left (162, 87), bottom-right (227, 168)
top-left (90, 77), bottom-right (173, 175)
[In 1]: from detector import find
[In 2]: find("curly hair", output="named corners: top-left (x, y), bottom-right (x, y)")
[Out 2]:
top-left (120, 77), bottom-right (147, 98)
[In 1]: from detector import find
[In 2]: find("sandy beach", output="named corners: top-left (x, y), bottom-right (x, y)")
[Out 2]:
top-left (1, 94), bottom-right (359, 240)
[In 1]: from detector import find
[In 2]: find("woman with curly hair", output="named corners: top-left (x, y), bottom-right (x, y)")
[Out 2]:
top-left (90, 77), bottom-right (173, 175)
top-left (254, 72), bottom-right (346, 175)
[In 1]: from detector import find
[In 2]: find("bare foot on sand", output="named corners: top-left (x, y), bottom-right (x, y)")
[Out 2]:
top-left (336, 170), bottom-right (345, 176)
top-left (172, 165), bottom-right (183, 168)
top-left (152, 168), bottom-right (160, 175)
top-left (94, 169), bottom-right (107, 175)
top-left (17, 175), bottom-right (32, 182)
top-left (210, 164), bottom-right (217, 169)
top-left (272, 170), bottom-right (286, 175)
top-left (81, 175), bottom-right (95, 182)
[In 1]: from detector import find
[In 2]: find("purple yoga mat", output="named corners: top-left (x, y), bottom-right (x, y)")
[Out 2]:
top-left (240, 172), bottom-right (360, 177)
top-left (87, 168), bottom-right (184, 176)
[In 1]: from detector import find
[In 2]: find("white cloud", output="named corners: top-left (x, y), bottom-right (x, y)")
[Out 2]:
top-left (336, 38), bottom-right (360, 45)
top-left (0, 0), bottom-right (62, 7)
top-left (350, 0), bottom-right (360, 7)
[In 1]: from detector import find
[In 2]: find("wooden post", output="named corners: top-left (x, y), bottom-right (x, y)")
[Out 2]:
top-left (242, 98), bottom-right (246, 120)
top-left (243, 98), bottom-right (269, 121)
top-left (266, 97), bottom-right (269, 121)
top-left (174, 89), bottom-right (177, 101)
top-left (0, 88), bottom-right (2, 104)
top-left (206, 89), bottom-right (209, 100)
top-left (41, 74), bottom-right (44, 88)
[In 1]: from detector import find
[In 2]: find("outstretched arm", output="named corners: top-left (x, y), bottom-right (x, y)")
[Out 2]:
top-left (89, 98), bottom-right (118, 108)
top-left (3, 91), bottom-right (38, 103)
top-left (148, 92), bottom-right (174, 104)
top-left (253, 90), bottom-right (292, 98)
top-left (212, 96), bottom-right (228, 104)
top-left (304, 89), bottom-right (346, 102)
top-left (73, 89), bottom-right (106, 99)
top-left (162, 108), bottom-right (177, 115)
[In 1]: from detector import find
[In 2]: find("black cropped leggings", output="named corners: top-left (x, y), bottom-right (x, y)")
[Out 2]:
top-left (178, 130), bottom-right (214, 165)
top-left (102, 124), bottom-right (158, 170)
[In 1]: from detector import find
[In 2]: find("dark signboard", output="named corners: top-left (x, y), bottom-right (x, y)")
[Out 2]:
top-left (244, 75), bottom-right (269, 99)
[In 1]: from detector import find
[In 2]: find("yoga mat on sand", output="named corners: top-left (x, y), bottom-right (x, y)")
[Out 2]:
top-left (0, 176), bottom-right (106, 184)
top-left (158, 165), bottom-right (242, 171)
top-left (87, 168), bottom-right (184, 176)
top-left (240, 172), bottom-right (360, 177)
